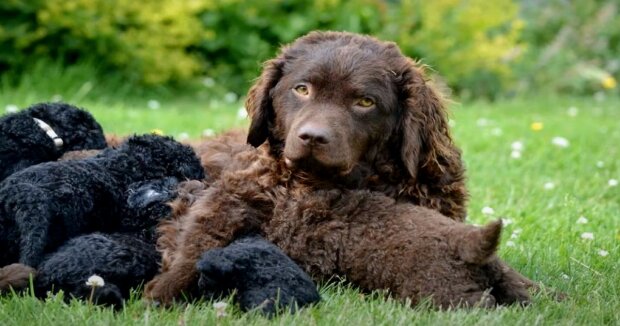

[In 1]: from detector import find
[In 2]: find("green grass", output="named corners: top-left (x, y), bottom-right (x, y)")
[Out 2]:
top-left (0, 71), bottom-right (619, 325)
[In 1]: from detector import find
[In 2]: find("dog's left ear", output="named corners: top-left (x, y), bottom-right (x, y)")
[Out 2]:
top-left (245, 57), bottom-right (285, 147)
top-left (398, 59), bottom-right (458, 180)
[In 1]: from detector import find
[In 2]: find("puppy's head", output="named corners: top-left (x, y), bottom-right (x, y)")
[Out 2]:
top-left (26, 102), bottom-right (107, 151)
top-left (246, 31), bottom-right (457, 179)
top-left (123, 134), bottom-right (205, 181)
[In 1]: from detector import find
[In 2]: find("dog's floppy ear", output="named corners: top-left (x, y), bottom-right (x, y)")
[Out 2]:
top-left (245, 57), bottom-right (284, 147)
top-left (398, 59), bottom-right (458, 180)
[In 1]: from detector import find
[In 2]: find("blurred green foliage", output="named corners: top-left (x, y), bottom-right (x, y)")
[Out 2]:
top-left (0, 0), bottom-right (616, 98)
top-left (516, 0), bottom-right (619, 96)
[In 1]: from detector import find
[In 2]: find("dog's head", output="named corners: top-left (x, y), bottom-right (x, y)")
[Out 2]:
top-left (26, 102), bottom-right (107, 151)
top-left (122, 134), bottom-right (205, 181)
top-left (245, 31), bottom-right (458, 180)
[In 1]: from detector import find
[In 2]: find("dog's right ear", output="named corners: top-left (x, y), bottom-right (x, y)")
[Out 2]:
top-left (245, 57), bottom-right (284, 147)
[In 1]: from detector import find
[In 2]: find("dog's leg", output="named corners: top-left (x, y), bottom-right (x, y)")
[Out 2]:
top-left (15, 202), bottom-right (51, 268)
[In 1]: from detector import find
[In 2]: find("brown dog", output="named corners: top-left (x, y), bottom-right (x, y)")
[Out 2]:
top-left (144, 31), bottom-right (534, 307)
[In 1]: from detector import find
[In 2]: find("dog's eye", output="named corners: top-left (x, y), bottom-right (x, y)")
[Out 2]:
top-left (293, 85), bottom-right (310, 96)
top-left (356, 97), bottom-right (375, 108)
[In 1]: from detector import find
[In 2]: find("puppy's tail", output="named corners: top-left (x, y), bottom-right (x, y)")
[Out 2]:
top-left (0, 263), bottom-right (37, 293)
top-left (456, 220), bottom-right (502, 264)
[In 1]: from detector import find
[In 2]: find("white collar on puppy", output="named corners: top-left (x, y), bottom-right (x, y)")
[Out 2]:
top-left (33, 118), bottom-right (64, 150)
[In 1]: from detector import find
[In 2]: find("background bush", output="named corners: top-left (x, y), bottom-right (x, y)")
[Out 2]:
top-left (0, 0), bottom-right (617, 98)
top-left (516, 0), bottom-right (619, 96)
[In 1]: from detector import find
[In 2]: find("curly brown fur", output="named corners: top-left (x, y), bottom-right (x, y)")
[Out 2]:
top-left (0, 264), bottom-right (36, 293)
top-left (145, 31), bottom-right (534, 307)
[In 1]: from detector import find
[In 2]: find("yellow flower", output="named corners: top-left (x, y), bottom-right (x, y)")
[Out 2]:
top-left (151, 129), bottom-right (164, 135)
top-left (602, 76), bottom-right (617, 89)
top-left (530, 122), bottom-right (544, 131)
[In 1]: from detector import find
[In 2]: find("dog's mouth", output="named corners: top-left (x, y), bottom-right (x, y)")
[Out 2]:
top-left (283, 154), bottom-right (355, 177)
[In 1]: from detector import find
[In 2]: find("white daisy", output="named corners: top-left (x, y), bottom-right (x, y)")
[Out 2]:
top-left (224, 92), bottom-right (238, 103)
top-left (481, 206), bottom-right (495, 215)
top-left (202, 77), bottom-right (215, 87)
top-left (551, 137), bottom-right (570, 148)
top-left (580, 232), bottom-right (594, 240)
top-left (511, 141), bottom-right (524, 151)
top-left (236, 107), bottom-right (248, 119)
top-left (178, 132), bottom-right (190, 140)
top-left (147, 100), bottom-right (161, 110)
top-left (5, 104), bottom-right (19, 113)
top-left (598, 249), bottom-right (609, 257)
top-left (202, 129), bottom-right (216, 137)
top-left (566, 106), bottom-right (578, 117)
top-left (576, 216), bottom-right (588, 224)
top-left (608, 179), bottom-right (618, 187)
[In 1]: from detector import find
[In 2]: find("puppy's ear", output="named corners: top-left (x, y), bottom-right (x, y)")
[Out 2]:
top-left (245, 57), bottom-right (284, 147)
top-left (398, 59), bottom-right (458, 180)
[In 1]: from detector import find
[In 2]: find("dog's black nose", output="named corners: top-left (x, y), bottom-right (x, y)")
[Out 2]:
top-left (298, 124), bottom-right (330, 146)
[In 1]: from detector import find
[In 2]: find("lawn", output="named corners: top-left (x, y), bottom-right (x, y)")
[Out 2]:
top-left (0, 75), bottom-right (618, 325)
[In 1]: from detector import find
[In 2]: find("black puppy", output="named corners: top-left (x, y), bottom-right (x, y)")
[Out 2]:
top-left (197, 234), bottom-right (321, 315)
top-left (121, 177), bottom-right (181, 243)
top-left (0, 102), bottom-right (107, 181)
top-left (0, 134), bottom-right (204, 267)
top-left (34, 233), bottom-right (161, 307)
top-left (0, 177), bottom-right (183, 305)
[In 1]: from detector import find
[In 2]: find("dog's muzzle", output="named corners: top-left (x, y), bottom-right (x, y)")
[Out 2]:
top-left (33, 118), bottom-right (64, 150)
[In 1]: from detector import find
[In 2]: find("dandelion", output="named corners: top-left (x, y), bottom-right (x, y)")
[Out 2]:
top-left (551, 137), bottom-right (570, 148)
top-left (85, 275), bottom-right (105, 304)
top-left (576, 216), bottom-right (588, 224)
top-left (596, 161), bottom-right (604, 168)
top-left (530, 122), bottom-right (544, 131)
top-left (510, 151), bottom-right (522, 159)
top-left (236, 107), bottom-right (248, 120)
top-left (147, 100), bottom-right (161, 110)
top-left (224, 92), bottom-right (238, 103)
top-left (506, 241), bottom-right (516, 247)
top-left (543, 182), bottom-right (555, 190)
top-left (511, 141), bottom-right (524, 151)
top-left (566, 106), bottom-right (579, 117)
top-left (213, 301), bottom-right (228, 318)
top-left (601, 75), bottom-right (617, 89)
top-left (608, 179), bottom-right (618, 187)
top-left (580, 232), bottom-right (594, 240)
top-left (150, 129), bottom-right (164, 136)
top-left (481, 206), bottom-right (495, 215)
top-left (5, 104), bottom-right (19, 113)
top-left (202, 129), bottom-right (215, 137)
top-left (598, 249), bottom-right (609, 257)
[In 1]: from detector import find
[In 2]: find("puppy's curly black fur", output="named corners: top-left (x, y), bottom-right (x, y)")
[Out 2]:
top-left (34, 233), bottom-right (161, 307)
top-left (0, 134), bottom-right (204, 268)
top-left (0, 177), bottom-right (185, 305)
top-left (0, 102), bottom-right (107, 181)
top-left (197, 234), bottom-right (320, 315)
